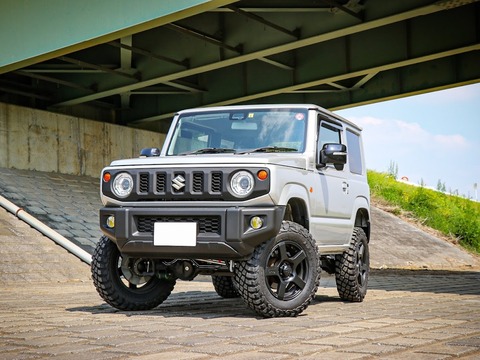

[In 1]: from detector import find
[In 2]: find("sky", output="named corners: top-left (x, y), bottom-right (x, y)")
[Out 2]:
top-left (336, 82), bottom-right (480, 200)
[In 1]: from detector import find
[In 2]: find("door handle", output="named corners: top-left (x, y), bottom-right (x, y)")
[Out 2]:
top-left (342, 182), bottom-right (349, 194)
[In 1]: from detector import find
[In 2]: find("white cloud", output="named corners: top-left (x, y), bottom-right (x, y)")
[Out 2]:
top-left (348, 115), bottom-right (477, 194)
top-left (417, 84), bottom-right (480, 105)
top-left (433, 134), bottom-right (469, 148)
top-left (352, 116), bottom-right (470, 150)
top-left (355, 116), bottom-right (383, 126)
top-left (337, 84), bottom-right (480, 197)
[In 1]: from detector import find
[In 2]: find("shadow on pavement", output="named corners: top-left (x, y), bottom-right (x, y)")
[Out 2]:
top-left (66, 293), bottom-right (258, 319)
top-left (367, 268), bottom-right (480, 295)
top-left (66, 268), bottom-right (480, 320)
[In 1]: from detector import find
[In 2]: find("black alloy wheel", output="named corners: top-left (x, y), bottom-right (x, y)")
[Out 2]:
top-left (234, 221), bottom-right (320, 317)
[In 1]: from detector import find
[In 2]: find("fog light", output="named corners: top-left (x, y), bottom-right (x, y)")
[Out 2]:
top-left (106, 216), bottom-right (115, 229)
top-left (250, 216), bottom-right (263, 230)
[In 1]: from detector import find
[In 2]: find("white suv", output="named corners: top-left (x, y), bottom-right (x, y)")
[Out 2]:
top-left (92, 104), bottom-right (371, 317)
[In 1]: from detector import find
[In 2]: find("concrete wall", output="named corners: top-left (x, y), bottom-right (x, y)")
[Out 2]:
top-left (0, 103), bottom-right (165, 178)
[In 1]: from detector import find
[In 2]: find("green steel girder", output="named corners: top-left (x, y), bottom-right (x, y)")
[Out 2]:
top-left (0, 0), bottom-right (237, 72)
top-left (0, 0), bottom-right (479, 130)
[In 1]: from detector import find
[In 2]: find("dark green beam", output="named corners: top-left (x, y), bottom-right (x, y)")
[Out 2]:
top-left (0, 0), bottom-right (237, 74)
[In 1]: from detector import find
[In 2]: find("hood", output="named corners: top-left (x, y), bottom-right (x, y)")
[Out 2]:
top-left (108, 153), bottom-right (308, 170)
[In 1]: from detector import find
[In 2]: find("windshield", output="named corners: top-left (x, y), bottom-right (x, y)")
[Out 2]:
top-left (166, 108), bottom-right (307, 155)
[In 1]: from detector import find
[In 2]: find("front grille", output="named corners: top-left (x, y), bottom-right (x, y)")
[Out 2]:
top-left (211, 172), bottom-right (222, 193)
top-left (192, 173), bottom-right (203, 193)
top-left (156, 173), bottom-right (166, 193)
top-left (136, 216), bottom-right (221, 235)
top-left (102, 167), bottom-right (269, 201)
top-left (135, 170), bottom-right (226, 199)
top-left (139, 173), bottom-right (149, 193)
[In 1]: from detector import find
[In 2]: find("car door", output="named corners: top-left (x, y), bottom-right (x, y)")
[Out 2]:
top-left (310, 116), bottom-right (352, 245)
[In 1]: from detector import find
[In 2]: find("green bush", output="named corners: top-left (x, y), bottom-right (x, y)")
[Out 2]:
top-left (368, 170), bottom-right (480, 254)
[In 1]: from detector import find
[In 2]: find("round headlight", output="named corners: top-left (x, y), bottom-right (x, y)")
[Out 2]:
top-left (112, 173), bottom-right (134, 198)
top-left (230, 171), bottom-right (254, 197)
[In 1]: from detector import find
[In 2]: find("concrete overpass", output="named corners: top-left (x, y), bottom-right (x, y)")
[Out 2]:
top-left (1, 0), bottom-right (479, 133)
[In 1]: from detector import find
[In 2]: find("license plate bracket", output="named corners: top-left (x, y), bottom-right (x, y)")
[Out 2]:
top-left (153, 222), bottom-right (197, 246)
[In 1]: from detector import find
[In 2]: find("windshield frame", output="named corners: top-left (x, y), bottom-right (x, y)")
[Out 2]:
top-left (165, 108), bottom-right (308, 156)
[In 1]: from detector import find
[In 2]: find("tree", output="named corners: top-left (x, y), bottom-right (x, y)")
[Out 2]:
top-left (436, 179), bottom-right (446, 193)
top-left (387, 160), bottom-right (398, 180)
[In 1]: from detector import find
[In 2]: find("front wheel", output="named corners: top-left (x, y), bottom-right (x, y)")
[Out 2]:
top-left (91, 236), bottom-right (176, 311)
top-left (335, 227), bottom-right (369, 302)
top-left (233, 221), bottom-right (320, 318)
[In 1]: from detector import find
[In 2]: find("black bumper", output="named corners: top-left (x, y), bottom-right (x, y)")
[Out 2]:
top-left (100, 206), bottom-right (285, 259)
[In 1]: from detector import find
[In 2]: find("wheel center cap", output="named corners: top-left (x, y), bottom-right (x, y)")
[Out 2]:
top-left (280, 262), bottom-right (293, 277)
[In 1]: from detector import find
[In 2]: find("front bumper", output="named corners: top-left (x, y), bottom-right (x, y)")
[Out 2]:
top-left (100, 206), bottom-right (285, 259)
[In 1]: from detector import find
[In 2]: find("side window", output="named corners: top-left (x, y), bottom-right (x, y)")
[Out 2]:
top-left (346, 129), bottom-right (363, 174)
top-left (318, 121), bottom-right (341, 149)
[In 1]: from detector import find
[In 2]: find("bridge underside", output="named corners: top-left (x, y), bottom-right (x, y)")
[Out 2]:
top-left (1, 0), bottom-right (479, 132)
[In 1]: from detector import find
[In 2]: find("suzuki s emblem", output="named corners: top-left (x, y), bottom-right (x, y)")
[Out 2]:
top-left (172, 174), bottom-right (186, 191)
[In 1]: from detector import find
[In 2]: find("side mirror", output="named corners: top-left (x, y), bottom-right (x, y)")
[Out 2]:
top-left (318, 143), bottom-right (347, 169)
top-left (139, 147), bottom-right (160, 157)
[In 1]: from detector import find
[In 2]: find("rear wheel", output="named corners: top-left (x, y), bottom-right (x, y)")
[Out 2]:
top-left (212, 275), bottom-right (239, 298)
top-left (234, 221), bottom-right (320, 318)
top-left (91, 236), bottom-right (176, 310)
top-left (335, 227), bottom-right (369, 302)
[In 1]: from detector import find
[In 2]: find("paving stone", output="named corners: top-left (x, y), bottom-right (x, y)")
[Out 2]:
top-left (300, 351), bottom-right (370, 360)
top-left (415, 343), bottom-right (480, 356)
top-left (339, 342), bottom-right (406, 355)
top-left (185, 343), bottom-right (258, 356)
top-left (128, 351), bottom-right (210, 360)
top-left (26, 343), bottom-right (105, 356)
top-left (303, 335), bottom-right (367, 347)
top-left (379, 351), bottom-right (451, 360)
top-left (446, 336), bottom-right (480, 347)
top-left (214, 352), bottom-right (290, 360)
top-left (378, 336), bottom-right (436, 347)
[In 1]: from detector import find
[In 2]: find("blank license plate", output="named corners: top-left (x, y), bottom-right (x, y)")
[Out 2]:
top-left (154, 222), bottom-right (197, 246)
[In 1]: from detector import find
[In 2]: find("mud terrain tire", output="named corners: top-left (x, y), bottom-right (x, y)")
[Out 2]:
top-left (233, 221), bottom-right (320, 318)
top-left (91, 236), bottom-right (176, 310)
top-left (212, 275), bottom-right (240, 298)
top-left (335, 227), bottom-right (369, 302)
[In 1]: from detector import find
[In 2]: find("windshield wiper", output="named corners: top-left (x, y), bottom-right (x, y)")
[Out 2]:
top-left (238, 146), bottom-right (298, 154)
top-left (179, 148), bottom-right (237, 155)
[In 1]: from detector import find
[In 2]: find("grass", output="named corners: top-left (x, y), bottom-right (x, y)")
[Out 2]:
top-left (368, 170), bottom-right (480, 254)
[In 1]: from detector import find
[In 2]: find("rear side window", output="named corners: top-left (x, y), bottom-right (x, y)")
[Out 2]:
top-left (346, 130), bottom-right (363, 174)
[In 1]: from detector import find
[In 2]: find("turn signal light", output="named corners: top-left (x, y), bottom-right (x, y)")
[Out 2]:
top-left (257, 170), bottom-right (268, 181)
top-left (103, 172), bottom-right (111, 182)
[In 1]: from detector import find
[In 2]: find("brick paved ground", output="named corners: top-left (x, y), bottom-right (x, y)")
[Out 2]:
top-left (1, 168), bottom-right (480, 359)
top-left (1, 267), bottom-right (479, 359)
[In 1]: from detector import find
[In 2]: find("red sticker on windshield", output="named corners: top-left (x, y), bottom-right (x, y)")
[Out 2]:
top-left (295, 113), bottom-right (305, 120)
